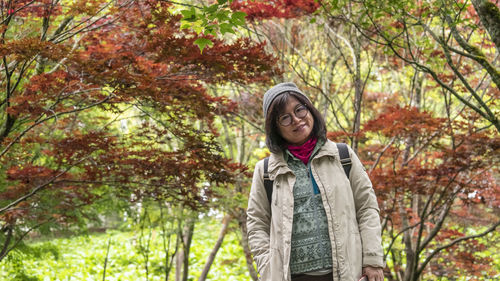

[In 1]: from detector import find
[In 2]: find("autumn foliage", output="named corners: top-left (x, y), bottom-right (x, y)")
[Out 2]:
top-left (0, 0), bottom-right (277, 261)
top-left (231, 0), bottom-right (320, 20)
top-left (361, 106), bottom-right (499, 278)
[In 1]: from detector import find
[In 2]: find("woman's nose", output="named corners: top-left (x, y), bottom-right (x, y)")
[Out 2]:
top-left (290, 113), bottom-right (301, 124)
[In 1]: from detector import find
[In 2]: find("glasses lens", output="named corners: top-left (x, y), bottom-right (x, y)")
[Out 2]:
top-left (279, 115), bottom-right (292, 126)
top-left (278, 105), bottom-right (308, 126)
top-left (295, 105), bottom-right (308, 118)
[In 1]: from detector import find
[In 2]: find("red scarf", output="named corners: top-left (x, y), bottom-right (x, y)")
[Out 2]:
top-left (287, 137), bottom-right (317, 165)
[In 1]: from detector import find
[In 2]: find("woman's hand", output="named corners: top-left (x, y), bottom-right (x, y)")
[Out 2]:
top-left (362, 266), bottom-right (384, 281)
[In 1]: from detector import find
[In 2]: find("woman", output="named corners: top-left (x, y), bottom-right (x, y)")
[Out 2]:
top-left (247, 82), bottom-right (385, 281)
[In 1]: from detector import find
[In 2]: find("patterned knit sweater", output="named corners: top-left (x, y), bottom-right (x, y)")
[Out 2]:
top-left (286, 140), bottom-right (333, 275)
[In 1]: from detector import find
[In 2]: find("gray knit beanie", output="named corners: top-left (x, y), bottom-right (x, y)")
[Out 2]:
top-left (262, 82), bottom-right (310, 119)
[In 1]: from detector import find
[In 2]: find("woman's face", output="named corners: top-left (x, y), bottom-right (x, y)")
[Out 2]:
top-left (277, 96), bottom-right (314, 146)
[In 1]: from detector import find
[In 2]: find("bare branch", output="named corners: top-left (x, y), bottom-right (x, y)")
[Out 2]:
top-left (369, 136), bottom-right (396, 172)
top-left (417, 220), bottom-right (500, 276)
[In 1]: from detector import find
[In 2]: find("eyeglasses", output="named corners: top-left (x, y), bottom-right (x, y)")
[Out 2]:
top-left (278, 104), bottom-right (309, 126)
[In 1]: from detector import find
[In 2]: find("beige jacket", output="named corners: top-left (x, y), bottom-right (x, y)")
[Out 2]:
top-left (247, 140), bottom-right (384, 281)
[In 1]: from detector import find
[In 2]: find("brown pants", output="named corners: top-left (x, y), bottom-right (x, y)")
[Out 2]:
top-left (291, 272), bottom-right (333, 281)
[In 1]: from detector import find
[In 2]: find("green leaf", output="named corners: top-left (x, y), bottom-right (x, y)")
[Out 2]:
top-left (192, 22), bottom-right (204, 34)
top-left (219, 23), bottom-right (235, 35)
top-left (230, 11), bottom-right (247, 26)
top-left (180, 9), bottom-right (192, 18)
top-left (201, 16), bottom-right (208, 25)
top-left (217, 0), bottom-right (228, 4)
top-left (204, 4), bottom-right (219, 14)
top-left (205, 25), bottom-right (217, 36)
top-left (216, 10), bottom-right (230, 22)
top-left (309, 18), bottom-right (316, 24)
top-left (208, 12), bottom-right (218, 21)
top-left (194, 38), bottom-right (214, 53)
top-left (181, 7), bottom-right (197, 22)
top-left (180, 23), bottom-right (192, 30)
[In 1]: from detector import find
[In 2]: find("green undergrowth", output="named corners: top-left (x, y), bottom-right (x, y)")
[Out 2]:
top-left (0, 217), bottom-right (251, 281)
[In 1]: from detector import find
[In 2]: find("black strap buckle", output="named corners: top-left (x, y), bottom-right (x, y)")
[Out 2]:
top-left (340, 158), bottom-right (352, 166)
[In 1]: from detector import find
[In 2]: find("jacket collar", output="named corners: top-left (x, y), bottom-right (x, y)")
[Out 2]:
top-left (267, 139), bottom-right (339, 180)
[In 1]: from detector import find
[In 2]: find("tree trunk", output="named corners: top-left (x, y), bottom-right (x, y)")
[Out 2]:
top-left (175, 236), bottom-right (183, 281)
top-left (139, 211), bottom-right (152, 281)
top-left (237, 211), bottom-right (259, 281)
top-left (471, 0), bottom-right (500, 54)
top-left (175, 216), bottom-right (195, 281)
top-left (401, 154), bottom-right (416, 279)
top-left (401, 202), bottom-right (415, 281)
top-left (198, 214), bottom-right (232, 281)
top-left (159, 202), bottom-right (179, 281)
top-left (0, 225), bottom-right (13, 262)
top-left (402, 84), bottom-right (419, 281)
top-left (0, 114), bottom-right (16, 143)
top-left (102, 237), bottom-right (112, 281)
top-left (182, 218), bottom-right (195, 281)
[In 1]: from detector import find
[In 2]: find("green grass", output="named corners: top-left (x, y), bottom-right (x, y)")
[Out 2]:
top-left (0, 218), bottom-right (251, 281)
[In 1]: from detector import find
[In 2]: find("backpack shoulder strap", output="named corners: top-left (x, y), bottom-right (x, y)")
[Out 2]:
top-left (336, 143), bottom-right (352, 179)
top-left (263, 157), bottom-right (273, 206)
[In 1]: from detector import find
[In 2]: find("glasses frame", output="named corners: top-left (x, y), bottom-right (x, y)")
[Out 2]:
top-left (277, 104), bottom-right (309, 127)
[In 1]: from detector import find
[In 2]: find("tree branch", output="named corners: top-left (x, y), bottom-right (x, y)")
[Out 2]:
top-left (0, 219), bottom-right (53, 262)
top-left (417, 220), bottom-right (500, 276)
top-left (0, 95), bottom-right (112, 158)
top-left (369, 136), bottom-right (396, 172)
top-left (198, 214), bottom-right (232, 281)
top-left (0, 157), bottom-right (89, 214)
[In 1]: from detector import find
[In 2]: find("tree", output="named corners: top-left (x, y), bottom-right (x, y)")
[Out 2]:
top-left (363, 106), bottom-right (499, 280)
top-left (322, 0), bottom-right (499, 131)
top-left (0, 0), bottom-right (277, 263)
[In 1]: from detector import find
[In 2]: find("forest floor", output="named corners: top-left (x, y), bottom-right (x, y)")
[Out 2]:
top-left (0, 217), bottom-right (251, 281)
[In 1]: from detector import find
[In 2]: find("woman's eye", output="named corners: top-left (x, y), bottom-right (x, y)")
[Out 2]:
top-left (296, 106), bottom-right (307, 114)
top-left (280, 115), bottom-right (291, 123)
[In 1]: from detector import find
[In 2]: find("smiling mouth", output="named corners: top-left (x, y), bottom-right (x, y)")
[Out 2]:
top-left (293, 124), bottom-right (306, 132)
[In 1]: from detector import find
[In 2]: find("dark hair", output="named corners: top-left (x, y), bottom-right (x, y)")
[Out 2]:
top-left (265, 91), bottom-right (326, 153)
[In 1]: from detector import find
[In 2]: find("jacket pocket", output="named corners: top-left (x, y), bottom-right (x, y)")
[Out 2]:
top-left (260, 247), bottom-right (284, 281)
top-left (259, 259), bottom-right (271, 281)
top-left (347, 232), bottom-right (363, 279)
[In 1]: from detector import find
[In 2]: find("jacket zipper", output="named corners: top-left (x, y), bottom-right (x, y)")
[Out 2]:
top-left (311, 158), bottom-right (342, 279)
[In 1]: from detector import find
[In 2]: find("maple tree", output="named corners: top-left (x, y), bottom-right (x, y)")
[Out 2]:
top-left (321, 0), bottom-right (499, 132)
top-left (360, 106), bottom-right (499, 280)
top-left (0, 0), bottom-right (277, 263)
